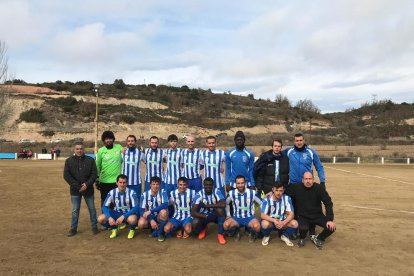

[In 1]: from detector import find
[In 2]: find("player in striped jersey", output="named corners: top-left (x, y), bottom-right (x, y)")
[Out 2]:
top-left (97, 174), bottom-right (139, 239)
top-left (180, 136), bottom-right (204, 192)
top-left (260, 182), bottom-right (298, 246)
top-left (191, 177), bottom-right (227, 245)
top-left (138, 176), bottom-right (169, 242)
top-left (225, 131), bottom-right (255, 192)
top-left (163, 134), bottom-right (182, 196)
top-left (223, 175), bottom-right (262, 242)
top-left (122, 135), bottom-right (143, 198)
top-left (202, 136), bottom-right (225, 196)
top-left (143, 136), bottom-right (164, 192)
top-left (164, 177), bottom-right (196, 239)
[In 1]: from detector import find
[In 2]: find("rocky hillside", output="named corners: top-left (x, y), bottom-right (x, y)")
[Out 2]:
top-left (0, 81), bottom-right (413, 147)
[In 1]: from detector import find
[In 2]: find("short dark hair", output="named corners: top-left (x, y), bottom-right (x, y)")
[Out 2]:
top-left (150, 176), bottom-right (161, 184)
top-left (235, 175), bottom-right (245, 182)
top-left (168, 134), bottom-right (178, 141)
top-left (206, 135), bottom-right (216, 141)
top-left (116, 174), bottom-right (128, 182)
top-left (73, 141), bottom-right (84, 147)
top-left (272, 182), bottom-right (284, 190)
top-left (127, 135), bottom-right (137, 141)
top-left (203, 177), bottom-right (214, 186)
top-left (177, 176), bottom-right (188, 184)
top-left (101, 130), bottom-right (115, 142)
top-left (294, 132), bottom-right (304, 138)
top-left (272, 138), bottom-right (283, 147)
top-left (150, 136), bottom-right (158, 141)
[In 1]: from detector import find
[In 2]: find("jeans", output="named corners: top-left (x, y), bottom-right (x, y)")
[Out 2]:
top-left (70, 193), bottom-right (98, 230)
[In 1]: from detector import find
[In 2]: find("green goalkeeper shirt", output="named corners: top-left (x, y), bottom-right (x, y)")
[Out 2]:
top-left (96, 144), bottom-right (123, 184)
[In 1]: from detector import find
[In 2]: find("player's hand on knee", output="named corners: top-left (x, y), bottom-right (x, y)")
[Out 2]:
top-left (150, 220), bottom-right (158, 230)
top-left (116, 216), bottom-right (125, 225)
top-left (326, 221), bottom-right (336, 231)
top-left (108, 217), bottom-right (116, 226)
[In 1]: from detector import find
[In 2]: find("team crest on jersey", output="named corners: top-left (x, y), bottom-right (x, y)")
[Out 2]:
top-left (125, 197), bottom-right (130, 204)
top-left (176, 199), bottom-right (181, 205)
top-left (235, 199), bottom-right (240, 206)
top-left (303, 153), bottom-right (308, 159)
top-left (187, 196), bottom-right (191, 202)
top-left (246, 198), bottom-right (250, 205)
top-left (203, 199), bottom-right (208, 205)
top-left (271, 206), bottom-right (275, 213)
top-left (115, 198), bottom-right (120, 205)
top-left (148, 201), bottom-right (152, 207)
top-left (157, 199), bottom-right (161, 205)
top-left (242, 156), bottom-right (248, 162)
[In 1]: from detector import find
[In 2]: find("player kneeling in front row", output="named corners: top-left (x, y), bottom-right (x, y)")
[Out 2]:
top-left (138, 176), bottom-right (169, 242)
top-left (191, 177), bottom-right (227, 245)
top-left (223, 175), bottom-right (262, 242)
top-left (97, 174), bottom-right (139, 239)
top-left (164, 177), bottom-right (195, 239)
top-left (260, 182), bottom-right (297, 246)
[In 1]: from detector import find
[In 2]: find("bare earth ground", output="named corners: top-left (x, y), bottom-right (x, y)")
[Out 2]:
top-left (0, 161), bottom-right (413, 275)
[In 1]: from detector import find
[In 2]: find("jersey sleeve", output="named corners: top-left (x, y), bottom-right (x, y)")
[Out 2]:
top-left (285, 195), bottom-right (294, 212)
top-left (215, 189), bottom-right (225, 201)
top-left (249, 150), bottom-right (256, 185)
top-left (225, 151), bottom-right (231, 185)
top-left (312, 148), bottom-right (325, 182)
top-left (193, 193), bottom-right (202, 205)
top-left (261, 198), bottom-right (269, 214)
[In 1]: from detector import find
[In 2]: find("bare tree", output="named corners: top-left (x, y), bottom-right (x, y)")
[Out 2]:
top-left (294, 99), bottom-right (321, 114)
top-left (0, 41), bottom-right (11, 127)
top-left (274, 94), bottom-right (291, 108)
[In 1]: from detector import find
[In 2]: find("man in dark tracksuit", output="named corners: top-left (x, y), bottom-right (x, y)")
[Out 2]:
top-left (254, 138), bottom-right (289, 194)
top-left (64, 141), bottom-right (98, 237)
top-left (286, 172), bottom-right (336, 249)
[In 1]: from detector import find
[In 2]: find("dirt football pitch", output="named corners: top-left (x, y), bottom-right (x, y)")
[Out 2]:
top-left (0, 160), bottom-right (413, 275)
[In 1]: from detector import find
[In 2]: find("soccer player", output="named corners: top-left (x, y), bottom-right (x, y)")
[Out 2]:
top-left (202, 136), bottom-right (226, 196)
top-left (138, 176), bottom-right (169, 242)
top-left (223, 175), bottom-right (262, 242)
top-left (164, 177), bottom-right (196, 239)
top-left (96, 130), bottom-right (123, 207)
top-left (97, 174), bottom-right (139, 239)
top-left (254, 138), bottom-right (290, 194)
top-left (63, 141), bottom-right (98, 236)
top-left (286, 172), bottom-right (336, 249)
top-left (163, 134), bottom-right (182, 196)
top-left (143, 136), bottom-right (164, 191)
top-left (122, 135), bottom-right (143, 197)
top-left (260, 182), bottom-right (298, 246)
top-left (225, 131), bottom-right (255, 192)
top-left (283, 132), bottom-right (325, 187)
top-left (181, 136), bottom-right (204, 192)
top-left (191, 177), bottom-right (227, 245)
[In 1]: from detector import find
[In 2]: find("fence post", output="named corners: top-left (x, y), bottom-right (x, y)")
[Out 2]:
top-left (357, 157), bottom-right (360, 164)
top-left (34, 153), bottom-right (37, 160)
top-left (381, 157), bottom-right (384, 165)
top-left (333, 156), bottom-right (336, 164)
top-left (408, 158), bottom-right (410, 165)
top-left (15, 153), bottom-right (17, 160)
top-left (53, 153), bottom-right (56, 160)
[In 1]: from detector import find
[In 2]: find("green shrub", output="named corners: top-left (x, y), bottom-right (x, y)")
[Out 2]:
top-left (19, 109), bottom-right (46, 123)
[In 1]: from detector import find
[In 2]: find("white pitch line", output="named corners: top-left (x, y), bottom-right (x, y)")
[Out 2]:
top-left (342, 204), bottom-right (414, 214)
top-left (325, 166), bottom-right (414, 186)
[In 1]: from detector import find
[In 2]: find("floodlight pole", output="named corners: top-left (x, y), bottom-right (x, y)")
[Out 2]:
top-left (94, 84), bottom-right (100, 155)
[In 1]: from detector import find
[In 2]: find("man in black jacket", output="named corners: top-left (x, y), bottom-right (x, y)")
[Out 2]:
top-left (286, 172), bottom-right (336, 249)
top-left (63, 141), bottom-right (98, 237)
top-left (254, 138), bottom-right (289, 195)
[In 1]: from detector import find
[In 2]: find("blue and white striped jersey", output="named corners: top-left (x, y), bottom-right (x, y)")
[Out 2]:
top-left (103, 188), bottom-right (138, 214)
top-left (140, 189), bottom-right (168, 215)
top-left (261, 194), bottom-right (293, 221)
top-left (163, 148), bottom-right (182, 185)
top-left (202, 149), bottom-right (225, 188)
top-left (181, 149), bottom-right (203, 179)
top-left (193, 188), bottom-right (225, 215)
top-left (143, 148), bottom-right (164, 183)
top-left (122, 147), bottom-right (143, 186)
top-left (170, 188), bottom-right (196, 220)
top-left (226, 189), bottom-right (262, 218)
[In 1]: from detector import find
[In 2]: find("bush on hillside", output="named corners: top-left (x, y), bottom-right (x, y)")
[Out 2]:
top-left (19, 108), bottom-right (46, 123)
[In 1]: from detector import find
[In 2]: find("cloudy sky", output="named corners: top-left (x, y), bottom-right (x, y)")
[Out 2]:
top-left (1, 0), bottom-right (413, 112)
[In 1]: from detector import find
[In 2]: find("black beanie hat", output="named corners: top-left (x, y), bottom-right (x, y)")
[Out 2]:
top-left (234, 131), bottom-right (245, 140)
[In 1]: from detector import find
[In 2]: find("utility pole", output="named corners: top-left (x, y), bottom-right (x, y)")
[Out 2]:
top-left (309, 115), bottom-right (312, 145)
top-left (94, 84), bottom-right (100, 155)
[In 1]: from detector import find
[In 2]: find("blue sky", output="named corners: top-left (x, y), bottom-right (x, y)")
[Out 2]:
top-left (1, 0), bottom-right (413, 113)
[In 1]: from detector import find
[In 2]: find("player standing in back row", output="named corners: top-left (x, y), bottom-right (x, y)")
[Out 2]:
top-left (201, 136), bottom-right (226, 196)
top-left (225, 131), bottom-right (255, 192)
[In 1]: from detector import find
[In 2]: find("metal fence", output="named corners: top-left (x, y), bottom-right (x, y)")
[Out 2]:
top-left (320, 156), bottom-right (412, 165)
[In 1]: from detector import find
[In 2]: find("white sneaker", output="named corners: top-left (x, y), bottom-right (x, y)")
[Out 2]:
top-left (281, 235), bottom-right (294, 247)
top-left (310, 235), bottom-right (316, 241)
top-left (262, 236), bottom-right (270, 246)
